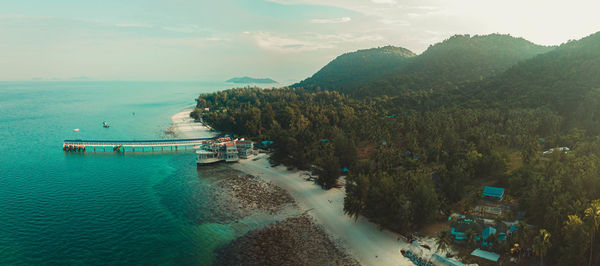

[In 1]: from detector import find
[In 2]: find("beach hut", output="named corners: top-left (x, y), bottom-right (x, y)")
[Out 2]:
top-left (482, 186), bottom-right (505, 201)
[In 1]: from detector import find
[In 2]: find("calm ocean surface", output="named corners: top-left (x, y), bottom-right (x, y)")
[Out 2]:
top-left (0, 81), bottom-right (257, 265)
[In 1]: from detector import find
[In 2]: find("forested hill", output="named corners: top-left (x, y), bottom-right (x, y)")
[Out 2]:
top-left (479, 31), bottom-right (600, 115)
top-left (292, 46), bottom-right (416, 92)
top-left (319, 34), bottom-right (553, 97)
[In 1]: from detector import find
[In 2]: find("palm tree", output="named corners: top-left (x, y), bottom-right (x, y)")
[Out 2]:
top-left (514, 221), bottom-right (532, 261)
top-left (465, 229), bottom-right (477, 248)
top-left (486, 233), bottom-right (499, 251)
top-left (532, 229), bottom-right (551, 266)
top-left (435, 230), bottom-right (452, 256)
top-left (585, 199), bottom-right (600, 266)
top-left (516, 221), bottom-right (528, 243)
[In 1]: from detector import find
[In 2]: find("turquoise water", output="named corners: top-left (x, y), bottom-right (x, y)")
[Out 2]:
top-left (0, 81), bottom-right (251, 265)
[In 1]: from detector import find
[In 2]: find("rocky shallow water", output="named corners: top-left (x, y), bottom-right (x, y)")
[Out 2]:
top-left (198, 166), bottom-right (358, 265)
top-left (216, 174), bottom-right (295, 212)
top-left (215, 215), bottom-right (359, 266)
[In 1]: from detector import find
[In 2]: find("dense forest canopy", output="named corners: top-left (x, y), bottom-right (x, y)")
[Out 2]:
top-left (293, 45), bottom-right (416, 92)
top-left (194, 31), bottom-right (600, 265)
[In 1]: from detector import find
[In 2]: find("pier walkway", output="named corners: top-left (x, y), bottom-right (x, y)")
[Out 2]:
top-left (63, 137), bottom-right (218, 152)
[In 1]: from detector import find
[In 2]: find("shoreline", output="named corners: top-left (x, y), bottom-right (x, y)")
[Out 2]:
top-left (170, 108), bottom-right (214, 139)
top-left (170, 108), bottom-right (416, 265)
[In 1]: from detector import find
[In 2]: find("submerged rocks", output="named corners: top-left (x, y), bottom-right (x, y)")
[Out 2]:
top-left (215, 174), bottom-right (294, 212)
top-left (216, 215), bottom-right (359, 266)
top-left (201, 168), bottom-right (294, 223)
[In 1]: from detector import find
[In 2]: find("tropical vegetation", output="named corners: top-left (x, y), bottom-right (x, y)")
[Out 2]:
top-left (193, 31), bottom-right (600, 264)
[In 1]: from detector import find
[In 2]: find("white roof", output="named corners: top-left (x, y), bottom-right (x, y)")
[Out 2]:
top-left (196, 150), bottom-right (215, 154)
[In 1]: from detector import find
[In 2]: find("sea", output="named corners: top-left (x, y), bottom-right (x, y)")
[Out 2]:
top-left (0, 81), bottom-right (271, 265)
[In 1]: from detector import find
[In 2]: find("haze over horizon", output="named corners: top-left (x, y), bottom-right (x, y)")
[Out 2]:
top-left (1, 0), bottom-right (598, 82)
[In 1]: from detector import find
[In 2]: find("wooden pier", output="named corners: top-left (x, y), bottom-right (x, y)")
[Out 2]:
top-left (63, 137), bottom-right (218, 153)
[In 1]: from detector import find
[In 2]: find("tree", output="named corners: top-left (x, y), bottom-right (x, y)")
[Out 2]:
top-left (465, 229), bottom-right (477, 248)
top-left (314, 152), bottom-right (341, 189)
top-left (585, 199), bottom-right (600, 266)
top-left (560, 215), bottom-right (589, 265)
top-left (532, 229), bottom-right (551, 266)
top-left (435, 230), bottom-right (452, 256)
top-left (343, 174), bottom-right (368, 221)
top-left (486, 233), bottom-right (499, 251)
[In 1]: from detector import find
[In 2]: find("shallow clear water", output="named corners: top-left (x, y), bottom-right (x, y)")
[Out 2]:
top-left (0, 81), bottom-right (251, 265)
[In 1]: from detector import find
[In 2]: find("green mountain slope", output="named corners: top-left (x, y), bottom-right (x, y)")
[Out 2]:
top-left (293, 46), bottom-right (416, 92)
top-left (356, 34), bottom-right (554, 96)
top-left (472, 31), bottom-right (600, 131)
top-left (484, 32), bottom-right (600, 108)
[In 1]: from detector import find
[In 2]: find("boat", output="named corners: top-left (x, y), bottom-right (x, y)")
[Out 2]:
top-left (196, 139), bottom-right (253, 165)
top-left (73, 128), bottom-right (80, 132)
top-left (103, 121), bottom-right (110, 128)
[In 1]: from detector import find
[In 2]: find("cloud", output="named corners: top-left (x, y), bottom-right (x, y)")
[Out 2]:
top-left (252, 32), bottom-right (331, 52)
top-left (308, 17), bottom-right (351, 24)
top-left (371, 0), bottom-right (396, 4)
top-left (115, 23), bottom-right (151, 28)
top-left (249, 31), bottom-right (384, 53)
top-left (0, 14), bottom-right (24, 19)
top-left (161, 24), bottom-right (206, 33)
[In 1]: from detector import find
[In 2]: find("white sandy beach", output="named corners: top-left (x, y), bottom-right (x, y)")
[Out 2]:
top-left (171, 108), bottom-right (433, 266)
top-left (170, 108), bottom-right (214, 138)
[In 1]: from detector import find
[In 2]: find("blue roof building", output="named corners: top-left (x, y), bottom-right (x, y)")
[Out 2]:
top-left (482, 186), bottom-right (505, 201)
top-left (482, 227), bottom-right (505, 246)
top-left (450, 217), bottom-right (484, 242)
top-left (256, 140), bottom-right (274, 149)
top-left (471, 249), bottom-right (500, 262)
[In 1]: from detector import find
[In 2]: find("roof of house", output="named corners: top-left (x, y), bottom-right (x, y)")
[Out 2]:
top-left (451, 219), bottom-right (484, 234)
top-left (483, 227), bottom-right (497, 240)
top-left (471, 249), bottom-right (500, 262)
top-left (483, 186), bottom-right (505, 198)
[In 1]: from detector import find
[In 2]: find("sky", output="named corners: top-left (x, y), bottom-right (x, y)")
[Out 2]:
top-left (0, 0), bottom-right (599, 83)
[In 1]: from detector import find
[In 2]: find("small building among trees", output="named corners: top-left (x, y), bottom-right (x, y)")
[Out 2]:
top-left (482, 186), bottom-right (505, 201)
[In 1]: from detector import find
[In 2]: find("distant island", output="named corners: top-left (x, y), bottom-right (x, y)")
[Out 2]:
top-left (226, 76), bottom-right (278, 84)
